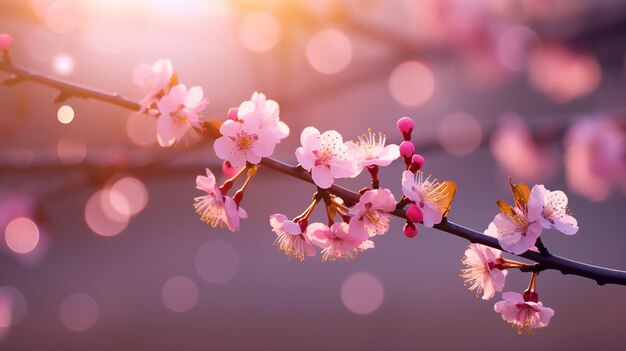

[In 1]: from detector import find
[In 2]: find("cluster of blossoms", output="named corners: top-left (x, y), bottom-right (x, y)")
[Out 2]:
top-left (133, 59), bottom-right (208, 147)
top-left (131, 58), bottom-right (580, 334)
top-left (460, 180), bottom-right (578, 333)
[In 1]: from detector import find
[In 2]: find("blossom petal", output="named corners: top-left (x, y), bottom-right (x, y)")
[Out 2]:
top-left (311, 165), bottom-right (334, 189)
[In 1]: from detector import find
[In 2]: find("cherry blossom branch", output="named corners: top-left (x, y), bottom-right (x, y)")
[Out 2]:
top-left (2, 59), bottom-right (625, 287)
top-left (0, 61), bottom-right (140, 109)
top-left (260, 157), bottom-right (626, 286)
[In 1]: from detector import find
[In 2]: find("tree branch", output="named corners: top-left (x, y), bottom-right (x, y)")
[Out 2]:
top-left (1, 60), bottom-right (625, 287)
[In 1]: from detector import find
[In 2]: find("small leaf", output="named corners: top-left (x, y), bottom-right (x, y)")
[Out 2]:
top-left (436, 181), bottom-right (457, 217)
top-left (508, 178), bottom-right (530, 210)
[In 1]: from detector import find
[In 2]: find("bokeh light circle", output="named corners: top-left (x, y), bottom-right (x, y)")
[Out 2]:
top-left (126, 113), bottom-right (157, 147)
top-left (59, 293), bottom-right (99, 332)
top-left (388, 61), bottom-right (434, 106)
top-left (0, 294), bottom-right (11, 342)
top-left (438, 112), bottom-right (483, 155)
top-left (195, 240), bottom-right (240, 284)
top-left (110, 177), bottom-right (148, 216)
top-left (341, 272), bottom-right (384, 315)
top-left (52, 54), bottom-right (74, 76)
top-left (44, 0), bottom-right (80, 34)
top-left (85, 190), bottom-right (129, 237)
top-left (162, 276), bottom-right (199, 313)
top-left (0, 287), bottom-right (27, 325)
top-left (4, 217), bottom-right (40, 254)
top-left (57, 138), bottom-right (86, 165)
top-left (306, 28), bottom-right (353, 75)
top-left (238, 11), bottom-right (281, 53)
top-left (57, 105), bottom-right (74, 124)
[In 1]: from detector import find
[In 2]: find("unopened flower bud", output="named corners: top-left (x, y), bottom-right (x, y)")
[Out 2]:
top-left (397, 116), bottom-right (414, 140)
top-left (399, 141), bottom-right (415, 159)
top-left (403, 222), bottom-right (418, 238)
top-left (406, 204), bottom-right (423, 223)
top-left (222, 160), bottom-right (241, 178)
top-left (227, 107), bottom-right (239, 121)
top-left (409, 154), bottom-right (425, 173)
top-left (0, 34), bottom-right (13, 52)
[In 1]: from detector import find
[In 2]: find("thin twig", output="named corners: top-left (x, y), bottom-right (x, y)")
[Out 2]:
top-left (2, 60), bottom-right (625, 287)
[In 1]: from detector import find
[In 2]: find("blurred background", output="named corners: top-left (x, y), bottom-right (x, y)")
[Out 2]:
top-left (0, 0), bottom-right (625, 350)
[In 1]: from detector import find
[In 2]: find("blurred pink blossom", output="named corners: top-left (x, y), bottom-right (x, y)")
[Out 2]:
top-left (132, 59), bottom-right (175, 112)
top-left (564, 117), bottom-right (626, 201)
top-left (528, 45), bottom-right (601, 102)
top-left (490, 114), bottom-right (558, 183)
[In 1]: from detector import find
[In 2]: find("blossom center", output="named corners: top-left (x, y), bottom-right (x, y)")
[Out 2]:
top-left (314, 148), bottom-right (333, 166)
top-left (235, 132), bottom-right (257, 151)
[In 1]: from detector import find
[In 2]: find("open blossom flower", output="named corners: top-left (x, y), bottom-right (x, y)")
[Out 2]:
top-left (492, 181), bottom-right (542, 254)
top-left (214, 107), bottom-right (281, 169)
top-left (194, 168), bottom-right (247, 232)
top-left (494, 292), bottom-right (555, 334)
top-left (528, 185), bottom-right (578, 235)
top-left (461, 223), bottom-right (507, 300)
top-left (346, 129), bottom-right (400, 176)
top-left (133, 59), bottom-right (174, 112)
top-left (270, 214), bottom-right (315, 261)
top-left (295, 127), bottom-right (356, 189)
top-left (156, 84), bottom-right (208, 147)
top-left (348, 188), bottom-right (397, 239)
top-left (237, 92), bottom-right (289, 141)
top-left (401, 170), bottom-right (457, 227)
top-left (307, 222), bottom-right (373, 262)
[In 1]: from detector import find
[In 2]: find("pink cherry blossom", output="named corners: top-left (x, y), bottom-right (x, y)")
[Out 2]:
top-left (492, 208), bottom-right (542, 255)
top-left (348, 188), bottom-right (397, 239)
top-left (295, 127), bottom-right (356, 189)
top-left (527, 185), bottom-right (578, 235)
top-left (401, 170), bottom-right (456, 227)
top-left (237, 92), bottom-right (289, 141)
top-left (270, 214), bottom-right (315, 261)
top-left (193, 168), bottom-right (247, 232)
top-left (156, 84), bottom-right (208, 147)
top-left (306, 222), bottom-right (373, 262)
top-left (346, 130), bottom-right (400, 176)
top-left (461, 223), bottom-right (508, 300)
top-left (132, 59), bottom-right (174, 112)
top-left (214, 114), bottom-right (279, 169)
top-left (494, 292), bottom-right (555, 334)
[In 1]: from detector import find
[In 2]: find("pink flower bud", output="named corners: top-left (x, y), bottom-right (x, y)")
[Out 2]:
top-left (227, 107), bottom-right (239, 121)
top-left (403, 222), bottom-right (418, 238)
top-left (409, 154), bottom-right (425, 173)
top-left (406, 204), bottom-right (423, 223)
top-left (399, 141), bottom-right (415, 158)
top-left (222, 160), bottom-right (241, 178)
top-left (0, 34), bottom-right (13, 52)
top-left (397, 116), bottom-right (414, 136)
